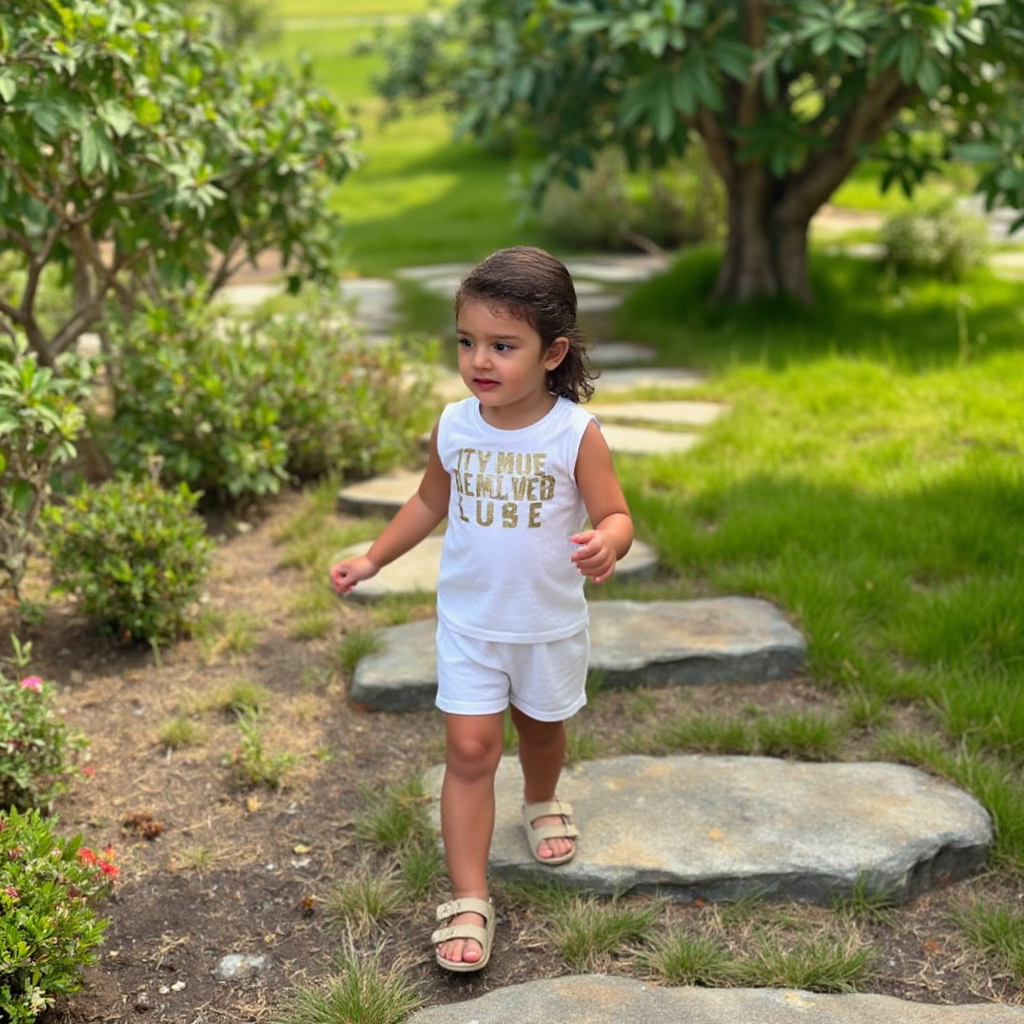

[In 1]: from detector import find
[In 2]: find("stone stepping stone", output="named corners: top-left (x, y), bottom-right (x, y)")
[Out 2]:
top-left (423, 754), bottom-right (992, 904)
top-left (588, 341), bottom-right (656, 365)
top-left (406, 976), bottom-right (1023, 1024)
top-left (565, 254), bottom-right (669, 283)
top-left (350, 598), bottom-right (805, 710)
top-left (589, 399), bottom-right (728, 428)
top-left (600, 423), bottom-right (699, 455)
top-left (595, 367), bottom-right (705, 392)
top-left (334, 536), bottom-right (658, 601)
top-left (337, 468), bottom-right (425, 520)
top-left (578, 292), bottom-right (624, 314)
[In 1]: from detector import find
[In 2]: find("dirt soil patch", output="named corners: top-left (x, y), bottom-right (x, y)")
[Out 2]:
top-left (6, 491), bottom-right (1019, 1023)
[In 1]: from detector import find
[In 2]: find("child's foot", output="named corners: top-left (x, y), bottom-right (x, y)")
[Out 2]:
top-left (432, 897), bottom-right (495, 973)
top-left (523, 800), bottom-right (579, 865)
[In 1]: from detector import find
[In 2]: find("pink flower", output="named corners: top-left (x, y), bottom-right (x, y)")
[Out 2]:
top-left (4, 886), bottom-right (18, 900)
top-left (19, 676), bottom-right (43, 692)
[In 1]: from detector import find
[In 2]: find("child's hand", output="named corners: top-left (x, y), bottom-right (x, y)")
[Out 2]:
top-left (570, 530), bottom-right (618, 585)
top-left (329, 555), bottom-right (378, 595)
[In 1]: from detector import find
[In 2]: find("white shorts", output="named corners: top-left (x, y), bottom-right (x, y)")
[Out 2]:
top-left (435, 618), bottom-right (589, 722)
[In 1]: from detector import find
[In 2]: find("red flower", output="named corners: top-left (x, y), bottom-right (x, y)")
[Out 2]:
top-left (77, 847), bottom-right (99, 866)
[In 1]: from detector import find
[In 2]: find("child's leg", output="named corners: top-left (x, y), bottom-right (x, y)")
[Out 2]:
top-left (438, 710), bottom-right (504, 966)
top-left (510, 706), bottom-right (575, 861)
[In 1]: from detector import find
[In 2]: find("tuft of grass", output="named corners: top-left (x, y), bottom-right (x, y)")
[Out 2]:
top-left (841, 686), bottom-right (893, 732)
top-left (215, 678), bottom-right (274, 717)
top-left (831, 875), bottom-right (900, 925)
top-left (640, 712), bottom-right (756, 756)
top-left (337, 626), bottom-right (383, 676)
top-left (546, 896), bottom-right (659, 972)
top-left (327, 870), bottom-right (406, 939)
top-left (353, 778), bottom-right (433, 852)
top-left (226, 710), bottom-right (296, 790)
top-left (639, 930), bottom-right (739, 985)
top-left (952, 900), bottom-right (1024, 982)
top-left (566, 725), bottom-right (598, 764)
top-left (398, 840), bottom-right (445, 899)
top-left (734, 930), bottom-right (875, 992)
top-left (273, 949), bottom-right (422, 1024)
top-left (157, 714), bottom-right (202, 751)
top-left (754, 710), bottom-right (844, 761)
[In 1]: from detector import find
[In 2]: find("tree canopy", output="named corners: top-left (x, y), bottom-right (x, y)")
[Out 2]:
top-left (376, 0), bottom-right (1024, 302)
top-left (0, 0), bottom-right (358, 368)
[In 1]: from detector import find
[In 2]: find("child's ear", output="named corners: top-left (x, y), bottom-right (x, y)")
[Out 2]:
top-left (544, 336), bottom-right (570, 370)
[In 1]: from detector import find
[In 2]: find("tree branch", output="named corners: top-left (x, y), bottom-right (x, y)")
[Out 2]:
top-left (780, 66), bottom-right (917, 222)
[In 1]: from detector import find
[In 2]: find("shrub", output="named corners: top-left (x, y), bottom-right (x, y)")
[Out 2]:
top-left (0, 807), bottom-right (116, 1024)
top-left (104, 300), bottom-right (290, 507)
top-left (541, 146), bottom-right (724, 252)
top-left (104, 296), bottom-right (432, 505)
top-left (880, 199), bottom-right (990, 280)
top-left (0, 335), bottom-right (92, 602)
top-left (256, 298), bottom-right (431, 481)
top-left (0, 655), bottom-right (86, 813)
top-left (42, 476), bottom-right (213, 644)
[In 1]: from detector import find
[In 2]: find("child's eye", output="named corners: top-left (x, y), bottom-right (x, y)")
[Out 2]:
top-left (457, 337), bottom-right (472, 348)
top-left (494, 342), bottom-right (511, 352)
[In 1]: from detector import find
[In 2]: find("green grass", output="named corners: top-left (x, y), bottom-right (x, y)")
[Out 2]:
top-left (273, 951), bottom-right (422, 1024)
top-left (614, 253), bottom-right (1024, 862)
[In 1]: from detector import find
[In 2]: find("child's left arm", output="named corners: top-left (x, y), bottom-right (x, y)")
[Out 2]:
top-left (572, 421), bottom-right (634, 585)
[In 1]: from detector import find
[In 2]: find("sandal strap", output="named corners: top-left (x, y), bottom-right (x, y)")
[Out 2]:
top-left (528, 820), bottom-right (579, 843)
top-left (524, 799), bottom-right (573, 820)
top-left (435, 897), bottom-right (492, 922)
top-left (431, 922), bottom-right (489, 946)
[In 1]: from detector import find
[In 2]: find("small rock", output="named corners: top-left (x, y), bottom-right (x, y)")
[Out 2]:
top-left (212, 953), bottom-right (269, 981)
top-left (133, 993), bottom-right (152, 1012)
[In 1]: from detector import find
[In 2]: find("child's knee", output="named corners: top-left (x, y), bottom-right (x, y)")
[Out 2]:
top-left (446, 730), bottom-right (503, 775)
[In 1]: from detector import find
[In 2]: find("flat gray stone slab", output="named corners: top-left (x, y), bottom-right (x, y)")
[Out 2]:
top-left (407, 976), bottom-right (1023, 1024)
top-left (350, 598), bottom-right (805, 710)
top-left (337, 468), bottom-right (425, 519)
top-left (601, 423), bottom-right (699, 454)
top-left (565, 254), bottom-right (669, 283)
top-left (334, 536), bottom-right (658, 600)
top-left (423, 755), bottom-right (992, 904)
top-left (589, 400), bottom-right (728, 427)
top-left (588, 341), bottom-right (656, 365)
top-left (595, 368), bottom-right (705, 392)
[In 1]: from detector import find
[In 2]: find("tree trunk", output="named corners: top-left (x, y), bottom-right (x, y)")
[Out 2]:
top-left (712, 175), bottom-right (815, 304)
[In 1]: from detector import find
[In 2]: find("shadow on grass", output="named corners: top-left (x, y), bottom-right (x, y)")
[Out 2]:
top-left (616, 247), bottom-right (1024, 372)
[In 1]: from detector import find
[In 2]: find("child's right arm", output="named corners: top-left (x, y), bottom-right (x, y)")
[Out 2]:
top-left (329, 423), bottom-right (450, 596)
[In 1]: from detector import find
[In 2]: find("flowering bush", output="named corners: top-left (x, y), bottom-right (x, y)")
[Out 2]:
top-left (0, 807), bottom-right (116, 1023)
top-left (0, 662), bottom-right (87, 813)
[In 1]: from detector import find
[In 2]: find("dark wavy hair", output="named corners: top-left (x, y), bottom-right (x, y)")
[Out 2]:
top-left (454, 246), bottom-right (597, 403)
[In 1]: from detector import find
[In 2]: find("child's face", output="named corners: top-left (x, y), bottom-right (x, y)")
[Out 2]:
top-left (455, 300), bottom-right (567, 427)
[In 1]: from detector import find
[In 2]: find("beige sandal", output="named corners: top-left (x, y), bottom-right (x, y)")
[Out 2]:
top-left (431, 897), bottom-right (495, 973)
top-left (522, 799), bottom-right (579, 866)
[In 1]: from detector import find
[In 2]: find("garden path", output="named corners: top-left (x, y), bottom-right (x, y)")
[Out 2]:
top-left (207, 242), bottom-right (1017, 1019)
top-left (298, 253), bottom-right (1012, 1020)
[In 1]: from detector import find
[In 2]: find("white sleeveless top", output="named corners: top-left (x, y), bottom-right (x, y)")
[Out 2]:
top-left (436, 396), bottom-right (596, 643)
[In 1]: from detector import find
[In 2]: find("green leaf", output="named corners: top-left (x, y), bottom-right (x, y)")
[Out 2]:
top-left (0, 74), bottom-right (16, 103)
top-left (11, 480), bottom-right (33, 516)
top-left (915, 56), bottom-right (943, 96)
top-left (897, 34), bottom-right (921, 84)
